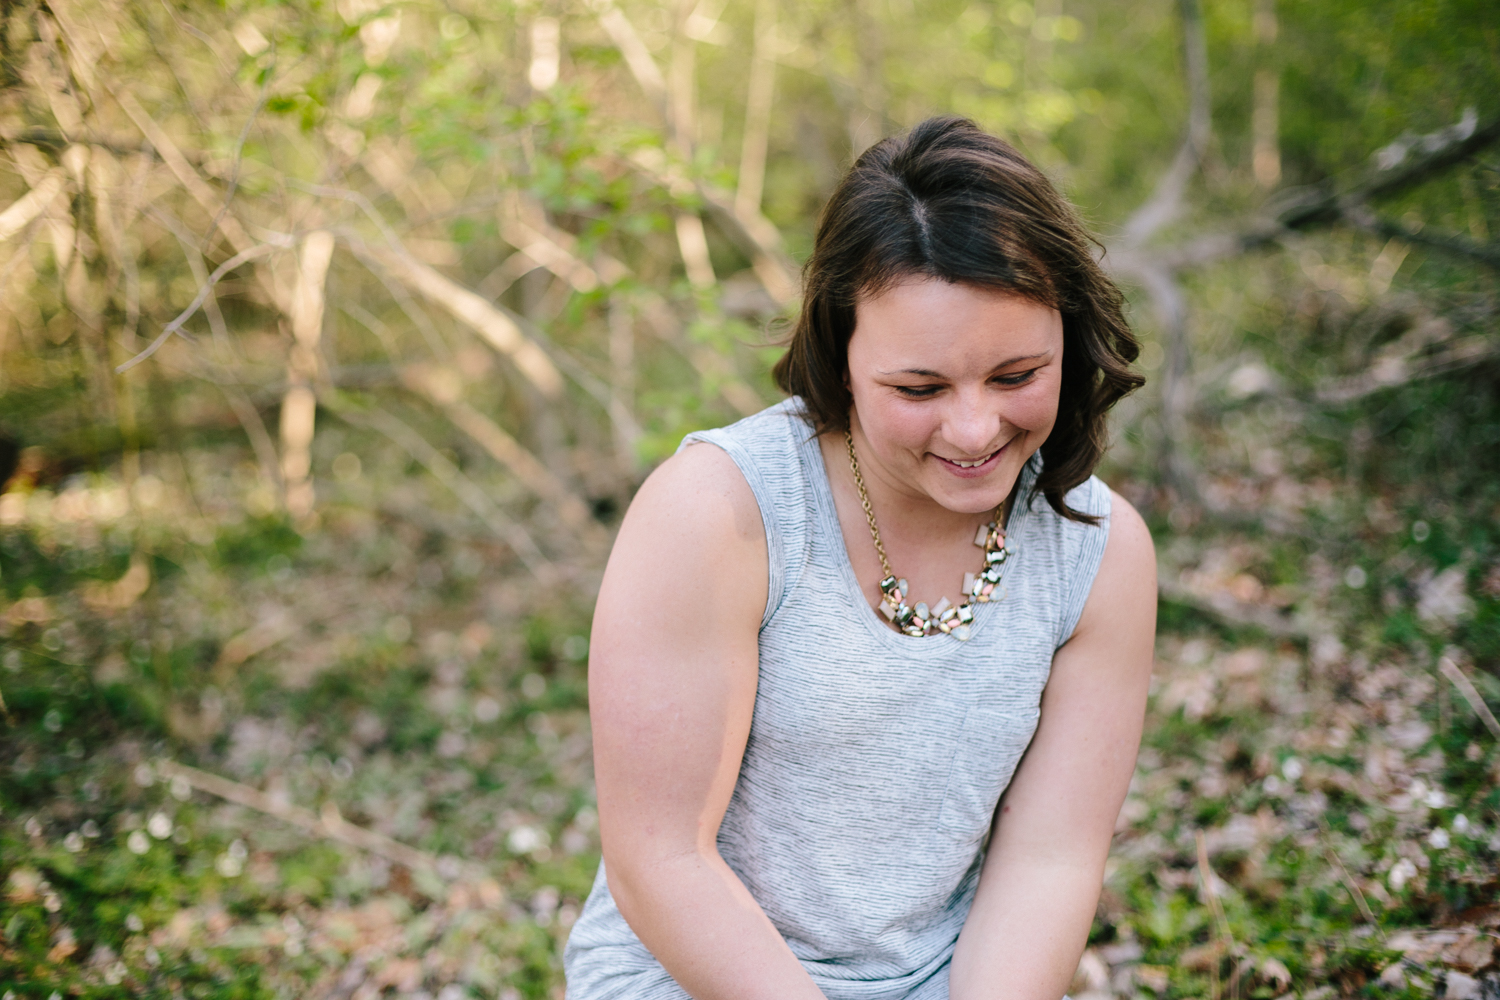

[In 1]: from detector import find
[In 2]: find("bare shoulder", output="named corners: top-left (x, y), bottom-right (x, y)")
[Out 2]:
top-left (621, 441), bottom-right (765, 553)
top-left (1068, 489), bottom-right (1156, 644)
top-left (1103, 488), bottom-right (1155, 575)
top-left (595, 441), bottom-right (768, 652)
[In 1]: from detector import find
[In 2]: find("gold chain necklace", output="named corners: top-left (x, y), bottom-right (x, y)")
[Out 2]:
top-left (844, 430), bottom-right (1014, 641)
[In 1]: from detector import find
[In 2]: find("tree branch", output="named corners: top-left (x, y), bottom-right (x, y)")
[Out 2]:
top-left (399, 363), bottom-right (610, 551)
top-left (0, 168), bottom-right (69, 243)
top-left (362, 245), bottom-right (564, 399)
top-left (324, 396), bottom-right (554, 578)
top-left (114, 242), bottom-right (282, 373)
top-left (597, 2), bottom-right (798, 305)
top-left (735, 0), bottom-right (778, 221)
top-left (1120, 0), bottom-right (1211, 247)
top-left (1119, 113), bottom-right (1500, 271)
top-left (1342, 208), bottom-right (1500, 271)
top-left (1316, 334), bottom-right (1499, 404)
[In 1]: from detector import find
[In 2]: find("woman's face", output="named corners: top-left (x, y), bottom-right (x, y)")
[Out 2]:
top-left (845, 277), bottom-right (1064, 515)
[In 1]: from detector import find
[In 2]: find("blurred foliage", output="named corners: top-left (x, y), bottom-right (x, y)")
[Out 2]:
top-left (1, 0), bottom-right (1499, 996)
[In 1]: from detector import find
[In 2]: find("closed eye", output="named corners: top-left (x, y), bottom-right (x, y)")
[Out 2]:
top-left (994, 369), bottom-right (1039, 387)
top-left (893, 384), bottom-right (943, 398)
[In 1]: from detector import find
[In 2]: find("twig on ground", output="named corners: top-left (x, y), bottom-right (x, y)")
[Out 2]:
top-left (153, 760), bottom-right (489, 883)
top-left (1438, 654), bottom-right (1500, 739)
top-left (214, 601), bottom-right (355, 677)
top-left (1196, 829), bottom-right (1237, 1000)
top-left (1322, 841), bottom-right (1380, 929)
top-left (1195, 830), bottom-right (1235, 945)
top-left (1157, 576), bottom-right (1310, 639)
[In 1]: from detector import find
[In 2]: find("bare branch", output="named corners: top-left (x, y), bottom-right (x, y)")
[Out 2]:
top-left (202, 57), bottom-right (275, 252)
top-left (369, 248), bottom-right (565, 399)
top-left (1120, 0), bottom-right (1211, 247)
top-left (0, 220), bottom-right (45, 291)
top-left (402, 365), bottom-right (609, 550)
top-left (144, 205), bottom-right (287, 489)
top-left (735, 0), bottom-right (778, 221)
top-left (110, 89), bottom-right (257, 255)
top-left (1274, 113), bottom-right (1500, 234)
top-left (325, 397), bottom-right (553, 578)
top-left (1342, 208), bottom-right (1500, 271)
top-left (496, 203), bottom-right (628, 292)
top-left (1342, 109), bottom-right (1492, 209)
top-left (595, 3), bottom-right (669, 116)
top-left (493, 196), bottom-right (761, 417)
top-left (675, 211), bottom-right (717, 287)
top-left (0, 128), bottom-right (160, 158)
top-left (290, 180), bottom-right (565, 396)
top-left (1317, 334), bottom-right (1500, 404)
top-left (1110, 113), bottom-right (1500, 279)
top-left (697, 184), bottom-right (798, 304)
top-left (0, 168), bottom-right (69, 242)
top-left (114, 242), bottom-right (281, 373)
top-left (599, 4), bottom-right (798, 305)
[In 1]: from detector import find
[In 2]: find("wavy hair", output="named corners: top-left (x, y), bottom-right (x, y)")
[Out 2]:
top-left (773, 116), bottom-right (1143, 523)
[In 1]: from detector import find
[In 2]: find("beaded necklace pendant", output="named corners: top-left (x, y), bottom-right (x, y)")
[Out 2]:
top-left (874, 519), bottom-right (1014, 640)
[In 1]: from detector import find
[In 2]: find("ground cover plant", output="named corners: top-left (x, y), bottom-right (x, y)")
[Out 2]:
top-left (2, 0), bottom-right (1498, 996)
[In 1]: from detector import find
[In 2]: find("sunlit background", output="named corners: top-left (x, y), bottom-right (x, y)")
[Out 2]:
top-left (1, 0), bottom-right (1497, 996)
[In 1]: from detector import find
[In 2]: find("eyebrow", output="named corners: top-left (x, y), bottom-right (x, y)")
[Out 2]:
top-left (877, 352), bottom-right (1052, 377)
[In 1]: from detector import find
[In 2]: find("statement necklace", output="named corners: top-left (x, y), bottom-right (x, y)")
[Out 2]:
top-left (844, 431), bottom-right (1015, 641)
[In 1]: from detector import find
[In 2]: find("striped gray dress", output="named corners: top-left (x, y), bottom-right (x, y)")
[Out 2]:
top-left (565, 398), bottom-right (1111, 1000)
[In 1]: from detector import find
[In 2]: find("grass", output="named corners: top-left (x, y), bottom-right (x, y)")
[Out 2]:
top-left (1, 420), bottom-right (1498, 998)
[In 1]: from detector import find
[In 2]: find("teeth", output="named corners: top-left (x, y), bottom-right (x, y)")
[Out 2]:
top-left (950, 453), bottom-right (993, 468)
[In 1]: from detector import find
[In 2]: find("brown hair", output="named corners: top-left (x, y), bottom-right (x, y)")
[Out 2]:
top-left (773, 116), bottom-right (1142, 523)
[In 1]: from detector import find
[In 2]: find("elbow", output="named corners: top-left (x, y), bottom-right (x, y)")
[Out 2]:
top-left (602, 845), bottom-right (649, 926)
top-left (601, 837), bottom-right (711, 929)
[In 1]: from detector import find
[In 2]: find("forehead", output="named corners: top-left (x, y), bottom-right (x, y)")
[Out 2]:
top-left (850, 278), bottom-right (1061, 368)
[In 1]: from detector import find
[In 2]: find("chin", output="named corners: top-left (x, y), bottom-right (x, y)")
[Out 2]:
top-left (929, 477), bottom-right (1016, 515)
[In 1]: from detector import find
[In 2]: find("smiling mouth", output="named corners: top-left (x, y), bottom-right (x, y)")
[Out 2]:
top-left (936, 445), bottom-right (1004, 470)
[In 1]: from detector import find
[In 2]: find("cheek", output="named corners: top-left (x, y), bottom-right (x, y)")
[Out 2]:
top-left (853, 387), bottom-right (940, 448)
top-left (1006, 379), bottom-right (1062, 433)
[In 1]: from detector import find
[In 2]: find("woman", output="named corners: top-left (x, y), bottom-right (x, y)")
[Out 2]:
top-left (565, 116), bottom-right (1156, 1000)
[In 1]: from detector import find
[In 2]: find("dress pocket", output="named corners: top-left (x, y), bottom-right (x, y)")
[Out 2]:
top-left (937, 706), bottom-right (1040, 838)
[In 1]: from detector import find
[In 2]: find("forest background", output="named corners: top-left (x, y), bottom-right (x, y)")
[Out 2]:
top-left (0, 0), bottom-right (1498, 997)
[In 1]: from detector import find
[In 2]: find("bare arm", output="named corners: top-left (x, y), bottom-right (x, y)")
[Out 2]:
top-left (948, 490), bottom-right (1156, 1000)
top-left (589, 443), bottom-right (826, 999)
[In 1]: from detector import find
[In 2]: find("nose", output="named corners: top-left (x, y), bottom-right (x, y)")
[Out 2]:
top-left (941, 386), bottom-right (1003, 456)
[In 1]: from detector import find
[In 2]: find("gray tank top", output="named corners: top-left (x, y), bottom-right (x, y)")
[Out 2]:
top-left (565, 398), bottom-right (1111, 1000)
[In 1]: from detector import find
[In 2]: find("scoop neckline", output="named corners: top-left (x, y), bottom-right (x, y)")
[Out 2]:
top-left (797, 419), bottom-right (1037, 658)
